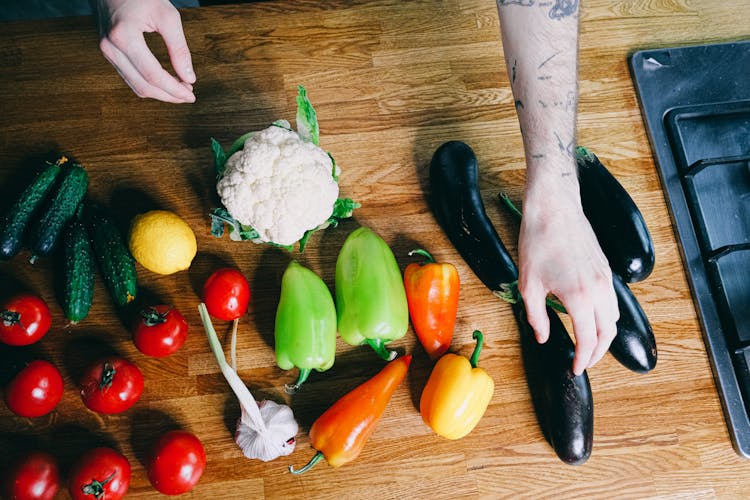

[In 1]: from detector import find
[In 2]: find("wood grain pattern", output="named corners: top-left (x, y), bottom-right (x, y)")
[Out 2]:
top-left (2, 0), bottom-right (750, 498)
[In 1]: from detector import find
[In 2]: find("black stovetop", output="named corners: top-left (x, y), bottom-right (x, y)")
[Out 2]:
top-left (631, 40), bottom-right (750, 457)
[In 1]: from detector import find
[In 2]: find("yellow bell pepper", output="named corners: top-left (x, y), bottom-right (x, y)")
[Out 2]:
top-left (420, 330), bottom-right (494, 439)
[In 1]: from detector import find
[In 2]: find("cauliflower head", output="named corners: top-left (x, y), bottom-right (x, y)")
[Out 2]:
top-left (216, 125), bottom-right (339, 246)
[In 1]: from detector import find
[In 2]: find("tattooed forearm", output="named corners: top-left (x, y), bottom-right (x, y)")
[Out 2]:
top-left (511, 59), bottom-right (517, 83)
top-left (515, 99), bottom-right (524, 110)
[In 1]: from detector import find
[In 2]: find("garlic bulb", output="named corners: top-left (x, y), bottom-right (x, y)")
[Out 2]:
top-left (199, 303), bottom-right (298, 462)
top-left (235, 400), bottom-right (298, 461)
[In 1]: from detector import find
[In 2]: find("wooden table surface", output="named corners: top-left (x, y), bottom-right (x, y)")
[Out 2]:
top-left (2, 1), bottom-right (750, 498)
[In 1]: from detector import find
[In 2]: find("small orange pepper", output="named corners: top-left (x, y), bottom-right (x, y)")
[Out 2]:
top-left (289, 355), bottom-right (411, 473)
top-left (403, 249), bottom-right (460, 359)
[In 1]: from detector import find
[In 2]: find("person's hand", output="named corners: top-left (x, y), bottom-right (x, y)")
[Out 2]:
top-left (96, 0), bottom-right (196, 103)
top-left (518, 182), bottom-right (619, 375)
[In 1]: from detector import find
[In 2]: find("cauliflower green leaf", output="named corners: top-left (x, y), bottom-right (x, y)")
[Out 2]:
top-left (296, 85), bottom-right (319, 146)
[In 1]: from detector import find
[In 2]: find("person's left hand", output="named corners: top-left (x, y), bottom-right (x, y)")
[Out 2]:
top-left (96, 0), bottom-right (196, 103)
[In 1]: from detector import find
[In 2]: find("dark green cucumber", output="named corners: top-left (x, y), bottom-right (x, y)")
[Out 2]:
top-left (62, 203), bottom-right (95, 323)
top-left (28, 162), bottom-right (89, 263)
top-left (0, 157), bottom-right (66, 260)
top-left (87, 205), bottom-right (138, 307)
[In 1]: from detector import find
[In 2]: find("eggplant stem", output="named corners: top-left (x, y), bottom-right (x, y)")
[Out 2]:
top-left (498, 192), bottom-right (523, 221)
top-left (366, 338), bottom-right (397, 361)
top-left (289, 451), bottom-right (325, 475)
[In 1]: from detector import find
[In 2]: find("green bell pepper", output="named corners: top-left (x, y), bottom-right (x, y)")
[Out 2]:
top-left (335, 226), bottom-right (409, 360)
top-left (275, 261), bottom-right (337, 392)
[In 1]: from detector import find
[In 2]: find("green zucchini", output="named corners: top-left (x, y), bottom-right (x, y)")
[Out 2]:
top-left (28, 161), bottom-right (89, 263)
top-left (62, 203), bottom-right (95, 323)
top-left (87, 204), bottom-right (138, 307)
top-left (0, 157), bottom-right (66, 260)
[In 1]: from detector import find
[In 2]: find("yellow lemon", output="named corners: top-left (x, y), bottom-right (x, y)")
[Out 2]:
top-left (128, 210), bottom-right (197, 275)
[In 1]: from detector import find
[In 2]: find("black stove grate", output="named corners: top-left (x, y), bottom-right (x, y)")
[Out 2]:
top-left (631, 41), bottom-right (750, 457)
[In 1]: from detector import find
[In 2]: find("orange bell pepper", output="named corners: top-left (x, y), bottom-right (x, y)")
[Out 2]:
top-left (289, 355), bottom-right (412, 473)
top-left (403, 249), bottom-right (460, 359)
top-left (420, 331), bottom-right (494, 439)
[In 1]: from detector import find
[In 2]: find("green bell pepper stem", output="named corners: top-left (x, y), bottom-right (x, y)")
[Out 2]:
top-left (366, 338), bottom-right (397, 361)
top-left (289, 450), bottom-right (325, 475)
top-left (470, 330), bottom-right (484, 369)
top-left (284, 368), bottom-right (312, 395)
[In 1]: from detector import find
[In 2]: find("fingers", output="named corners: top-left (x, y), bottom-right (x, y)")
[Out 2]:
top-left (563, 273), bottom-right (619, 375)
top-left (157, 8), bottom-right (196, 85)
top-left (567, 301), bottom-right (596, 376)
top-left (100, 37), bottom-right (190, 104)
top-left (520, 282), bottom-right (550, 344)
top-left (98, 4), bottom-right (196, 104)
top-left (115, 28), bottom-right (195, 103)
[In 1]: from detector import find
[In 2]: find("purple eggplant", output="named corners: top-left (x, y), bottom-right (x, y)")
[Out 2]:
top-left (577, 146), bottom-right (655, 283)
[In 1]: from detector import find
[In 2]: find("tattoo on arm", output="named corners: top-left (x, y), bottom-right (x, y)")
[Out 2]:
top-left (515, 99), bottom-right (524, 110)
top-left (554, 131), bottom-right (575, 158)
top-left (497, 0), bottom-right (578, 19)
top-left (538, 51), bottom-right (561, 68)
top-left (497, 0), bottom-right (535, 6)
top-left (548, 0), bottom-right (578, 19)
top-left (511, 59), bottom-right (517, 83)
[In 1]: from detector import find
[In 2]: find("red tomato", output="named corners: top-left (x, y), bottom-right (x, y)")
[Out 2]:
top-left (1, 451), bottom-right (60, 500)
top-left (133, 305), bottom-right (188, 357)
top-left (4, 360), bottom-right (64, 417)
top-left (202, 268), bottom-right (251, 321)
top-left (79, 357), bottom-right (144, 414)
top-left (0, 293), bottom-right (52, 346)
top-left (68, 448), bottom-right (130, 500)
top-left (147, 430), bottom-right (206, 495)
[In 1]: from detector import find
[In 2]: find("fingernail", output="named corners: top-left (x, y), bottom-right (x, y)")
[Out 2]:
top-left (186, 67), bottom-right (196, 83)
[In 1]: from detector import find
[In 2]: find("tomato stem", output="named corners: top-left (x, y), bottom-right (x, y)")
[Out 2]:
top-left (470, 330), bottom-right (484, 368)
top-left (1, 310), bottom-right (22, 327)
top-left (99, 362), bottom-right (116, 391)
top-left (288, 451), bottom-right (325, 475)
top-left (366, 338), bottom-right (397, 361)
top-left (408, 248), bottom-right (435, 264)
top-left (81, 471), bottom-right (115, 499)
top-left (140, 306), bottom-right (171, 327)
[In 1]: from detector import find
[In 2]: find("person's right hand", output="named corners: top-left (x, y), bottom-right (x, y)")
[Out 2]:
top-left (96, 0), bottom-right (196, 103)
top-left (517, 179), bottom-right (620, 376)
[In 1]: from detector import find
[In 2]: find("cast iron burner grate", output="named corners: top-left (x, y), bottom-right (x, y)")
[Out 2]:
top-left (631, 41), bottom-right (750, 457)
